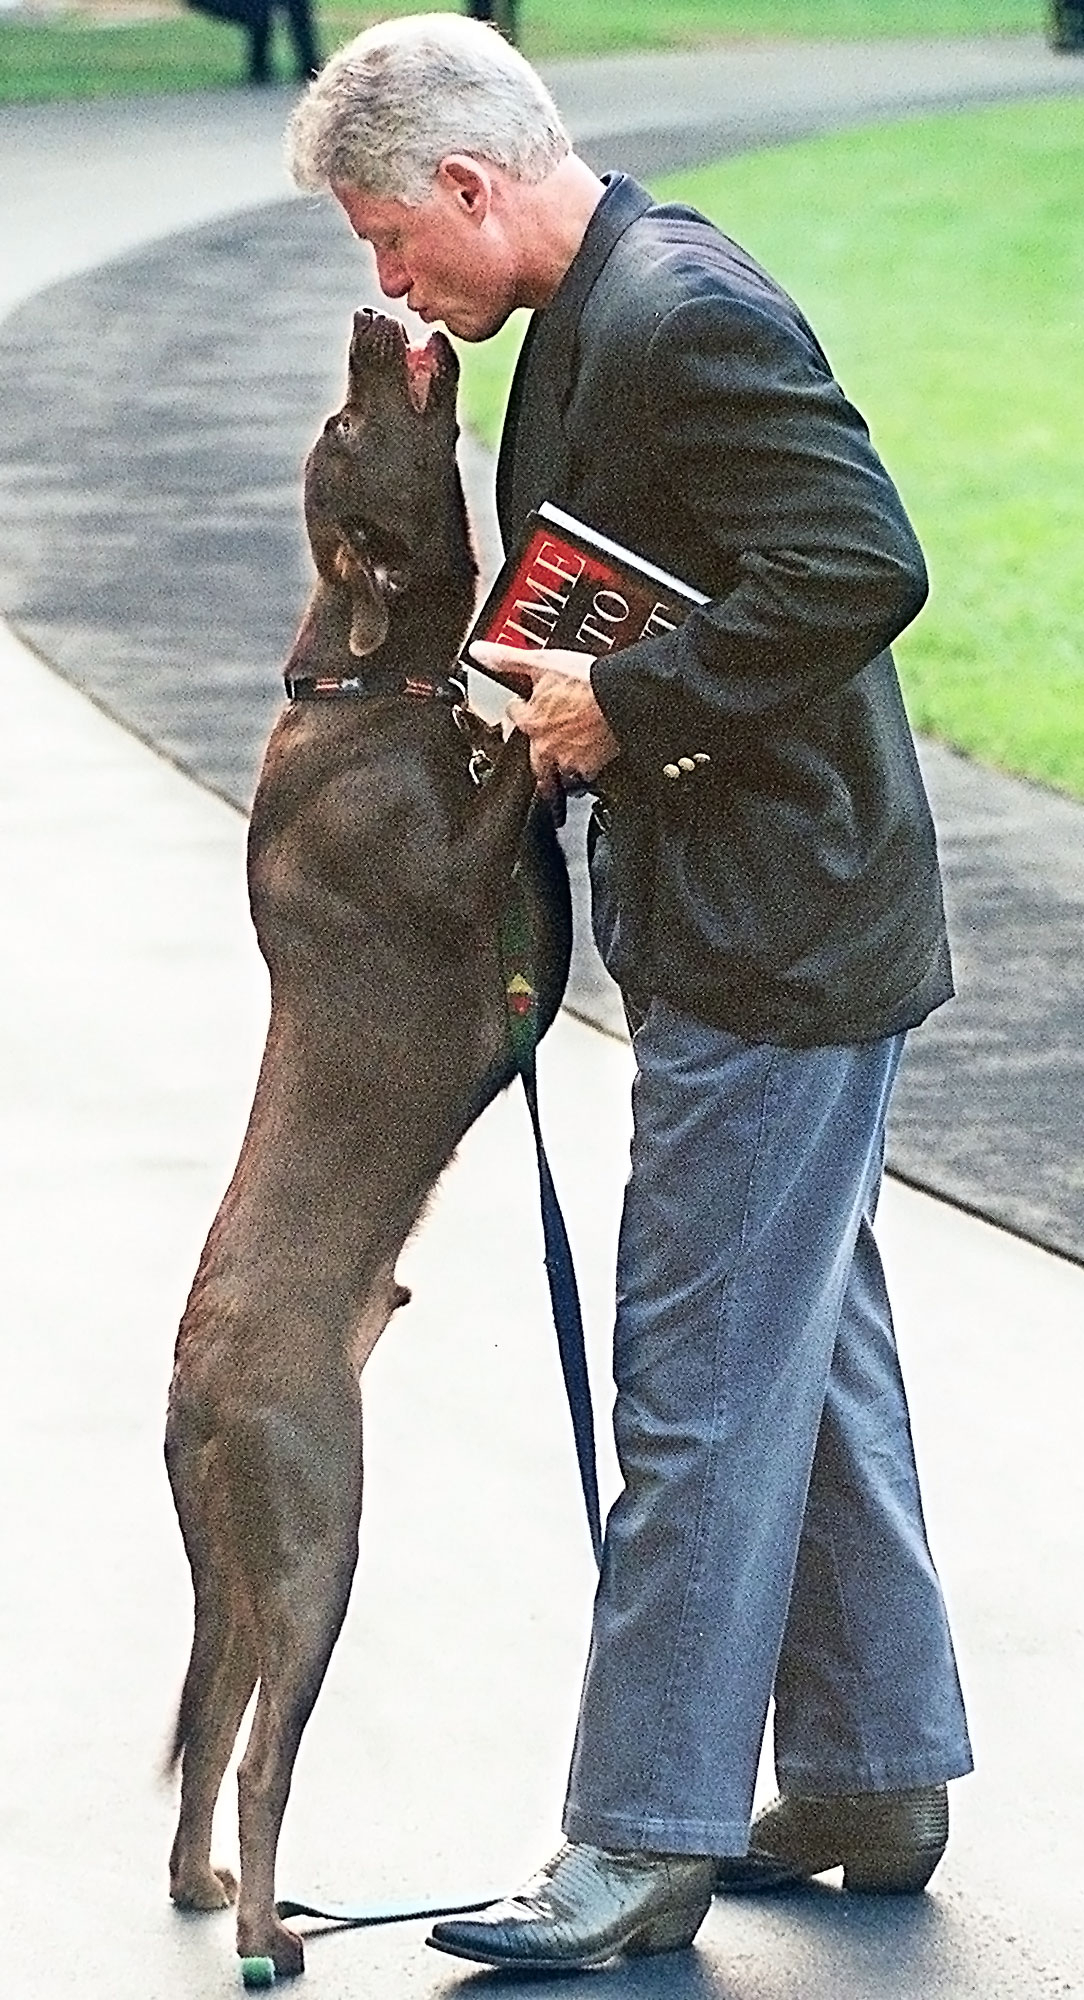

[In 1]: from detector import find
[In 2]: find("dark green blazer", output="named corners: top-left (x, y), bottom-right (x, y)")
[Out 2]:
top-left (496, 174), bottom-right (952, 1046)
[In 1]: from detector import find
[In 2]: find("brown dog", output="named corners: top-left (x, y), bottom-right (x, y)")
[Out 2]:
top-left (165, 308), bottom-right (570, 1978)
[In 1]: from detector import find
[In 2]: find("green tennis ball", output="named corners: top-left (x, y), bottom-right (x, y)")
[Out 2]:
top-left (240, 1956), bottom-right (276, 1989)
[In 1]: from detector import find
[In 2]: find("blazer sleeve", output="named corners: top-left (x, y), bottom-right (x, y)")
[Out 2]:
top-left (590, 291), bottom-right (929, 769)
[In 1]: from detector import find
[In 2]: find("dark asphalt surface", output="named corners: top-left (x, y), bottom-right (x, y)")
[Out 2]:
top-left (1, 65), bottom-right (1083, 1265)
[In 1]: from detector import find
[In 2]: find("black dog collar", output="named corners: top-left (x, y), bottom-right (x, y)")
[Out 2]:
top-left (285, 668), bottom-right (466, 704)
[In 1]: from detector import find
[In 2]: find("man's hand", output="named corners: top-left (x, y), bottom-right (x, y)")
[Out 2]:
top-left (469, 641), bottom-right (621, 798)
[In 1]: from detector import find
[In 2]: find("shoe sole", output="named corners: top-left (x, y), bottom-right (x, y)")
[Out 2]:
top-left (716, 1847), bottom-right (944, 1896)
top-left (427, 1932), bottom-right (617, 1971)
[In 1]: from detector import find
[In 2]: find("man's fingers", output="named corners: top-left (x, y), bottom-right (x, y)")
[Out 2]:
top-left (502, 694), bottom-right (557, 792)
top-left (470, 641), bottom-right (598, 696)
top-left (529, 744), bottom-right (562, 796)
top-left (469, 641), bottom-right (543, 695)
top-left (470, 641), bottom-right (538, 666)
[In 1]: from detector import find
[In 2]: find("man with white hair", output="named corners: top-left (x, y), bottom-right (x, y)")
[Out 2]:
top-left (285, 15), bottom-right (972, 1973)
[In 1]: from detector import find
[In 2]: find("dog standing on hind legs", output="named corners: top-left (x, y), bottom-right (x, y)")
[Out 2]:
top-left (164, 307), bottom-right (571, 1978)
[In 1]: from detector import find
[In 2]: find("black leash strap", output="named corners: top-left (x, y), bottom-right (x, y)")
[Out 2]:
top-left (501, 882), bottom-right (603, 1570)
top-left (518, 1053), bottom-right (603, 1569)
top-left (275, 1892), bottom-right (498, 1927)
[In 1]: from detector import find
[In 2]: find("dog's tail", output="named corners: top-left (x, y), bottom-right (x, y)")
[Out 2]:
top-left (164, 1695), bottom-right (188, 1783)
top-left (162, 1594), bottom-right (260, 1787)
top-left (162, 1572), bottom-right (209, 1784)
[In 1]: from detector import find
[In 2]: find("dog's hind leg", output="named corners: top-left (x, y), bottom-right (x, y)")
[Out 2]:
top-left (167, 1419), bottom-right (259, 1911)
top-left (169, 1593), bottom-right (258, 1910)
top-left (234, 1563), bottom-right (359, 1976)
top-left (233, 1399), bottom-right (364, 1978)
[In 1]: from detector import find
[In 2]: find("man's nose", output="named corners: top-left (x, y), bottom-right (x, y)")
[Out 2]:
top-left (373, 248), bottom-right (409, 299)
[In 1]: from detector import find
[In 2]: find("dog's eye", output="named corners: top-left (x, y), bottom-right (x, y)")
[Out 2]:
top-left (359, 524), bottom-right (411, 572)
top-left (324, 409), bottom-right (358, 443)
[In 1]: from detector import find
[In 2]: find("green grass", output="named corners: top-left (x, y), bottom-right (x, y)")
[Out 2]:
top-left (0, 0), bottom-right (1046, 105)
top-left (495, 0), bottom-right (1044, 57)
top-left (458, 98), bottom-right (1084, 800)
top-left (3, 5), bottom-right (1078, 799)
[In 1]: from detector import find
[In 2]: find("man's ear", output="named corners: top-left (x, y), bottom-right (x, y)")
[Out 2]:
top-left (436, 155), bottom-right (492, 225)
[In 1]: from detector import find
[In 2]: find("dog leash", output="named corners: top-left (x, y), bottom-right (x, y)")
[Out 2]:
top-left (245, 1892), bottom-right (500, 1984)
top-left (500, 875), bottom-right (604, 1571)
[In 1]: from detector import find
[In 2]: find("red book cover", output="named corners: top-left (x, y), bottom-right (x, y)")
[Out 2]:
top-left (463, 502), bottom-right (708, 696)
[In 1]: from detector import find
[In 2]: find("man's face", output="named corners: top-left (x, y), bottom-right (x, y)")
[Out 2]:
top-left (333, 168), bottom-right (517, 342)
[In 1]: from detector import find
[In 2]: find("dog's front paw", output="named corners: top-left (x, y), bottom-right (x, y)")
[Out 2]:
top-left (170, 1861), bottom-right (239, 1911)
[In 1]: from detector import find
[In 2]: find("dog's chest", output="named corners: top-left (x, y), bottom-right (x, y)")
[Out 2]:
top-left (248, 710), bottom-right (478, 947)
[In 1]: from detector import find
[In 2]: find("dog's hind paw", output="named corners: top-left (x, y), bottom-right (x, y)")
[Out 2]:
top-left (171, 1862), bottom-right (239, 1911)
top-left (238, 1917), bottom-right (304, 1980)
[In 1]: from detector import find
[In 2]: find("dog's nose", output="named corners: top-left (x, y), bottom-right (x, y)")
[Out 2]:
top-left (323, 411), bottom-right (355, 441)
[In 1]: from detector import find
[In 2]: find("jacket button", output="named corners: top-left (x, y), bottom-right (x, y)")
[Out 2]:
top-left (677, 756), bottom-right (696, 773)
top-left (662, 762), bottom-right (681, 779)
top-left (693, 752), bottom-right (711, 766)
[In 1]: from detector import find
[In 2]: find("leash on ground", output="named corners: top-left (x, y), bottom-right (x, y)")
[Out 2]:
top-left (246, 1894), bottom-right (503, 1984)
top-left (272, 1891), bottom-right (499, 1928)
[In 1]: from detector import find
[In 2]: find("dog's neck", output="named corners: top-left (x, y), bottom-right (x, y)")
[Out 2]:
top-left (284, 558), bottom-right (474, 695)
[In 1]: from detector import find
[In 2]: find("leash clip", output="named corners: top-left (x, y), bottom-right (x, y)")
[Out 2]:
top-left (452, 700), bottom-right (496, 788)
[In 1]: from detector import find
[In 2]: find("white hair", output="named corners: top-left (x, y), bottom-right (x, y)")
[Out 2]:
top-left (285, 12), bottom-right (570, 205)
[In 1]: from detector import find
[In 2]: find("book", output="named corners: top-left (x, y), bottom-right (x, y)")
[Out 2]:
top-left (462, 502), bottom-right (708, 696)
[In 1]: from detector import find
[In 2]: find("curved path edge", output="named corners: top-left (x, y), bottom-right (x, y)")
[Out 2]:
top-left (3, 34), bottom-right (1083, 1259)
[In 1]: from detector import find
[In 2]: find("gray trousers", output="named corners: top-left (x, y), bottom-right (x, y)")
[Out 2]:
top-left (562, 995), bottom-right (973, 1857)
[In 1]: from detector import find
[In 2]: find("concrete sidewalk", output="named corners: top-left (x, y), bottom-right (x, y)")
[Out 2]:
top-left (2, 32), bottom-right (1084, 2000)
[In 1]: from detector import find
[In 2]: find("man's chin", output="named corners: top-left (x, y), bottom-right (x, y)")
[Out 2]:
top-left (440, 306), bottom-right (513, 344)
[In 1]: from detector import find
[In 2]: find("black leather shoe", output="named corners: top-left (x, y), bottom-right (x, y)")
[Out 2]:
top-left (427, 1841), bottom-right (716, 1970)
top-left (716, 1784), bottom-right (949, 1894)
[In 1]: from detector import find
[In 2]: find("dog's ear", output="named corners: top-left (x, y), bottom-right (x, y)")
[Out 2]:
top-left (283, 559), bottom-right (391, 673)
top-left (306, 516), bottom-right (392, 660)
top-left (344, 558), bottom-right (390, 658)
top-left (326, 539), bottom-right (389, 657)
top-left (284, 568), bottom-right (392, 674)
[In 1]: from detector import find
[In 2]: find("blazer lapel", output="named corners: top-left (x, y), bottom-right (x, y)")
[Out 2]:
top-left (495, 175), bottom-right (655, 546)
top-left (495, 313), bottom-right (543, 539)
